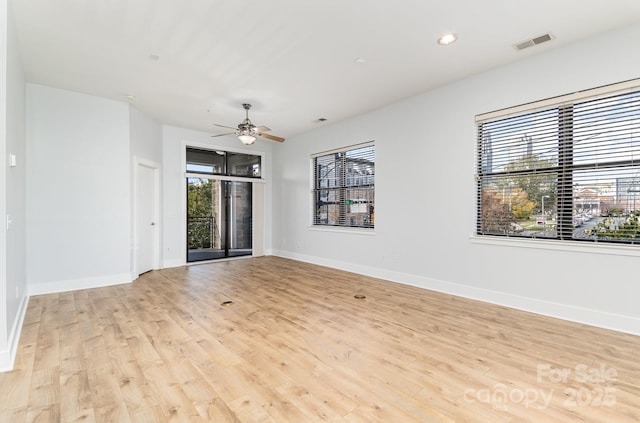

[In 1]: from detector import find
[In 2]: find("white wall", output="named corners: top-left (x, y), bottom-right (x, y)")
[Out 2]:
top-left (0, 0), bottom-right (9, 362)
top-left (0, 0), bottom-right (27, 371)
top-left (26, 84), bottom-right (132, 294)
top-left (162, 125), bottom-right (274, 267)
top-left (272, 23), bottom-right (640, 335)
top-left (130, 106), bottom-right (162, 165)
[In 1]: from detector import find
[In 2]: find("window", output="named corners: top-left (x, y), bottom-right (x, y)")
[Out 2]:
top-left (476, 80), bottom-right (640, 244)
top-left (186, 147), bottom-right (261, 178)
top-left (312, 142), bottom-right (375, 228)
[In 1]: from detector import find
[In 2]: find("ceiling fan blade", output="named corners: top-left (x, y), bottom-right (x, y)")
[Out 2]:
top-left (214, 123), bottom-right (237, 130)
top-left (256, 125), bottom-right (271, 132)
top-left (211, 132), bottom-right (234, 138)
top-left (258, 132), bottom-right (285, 142)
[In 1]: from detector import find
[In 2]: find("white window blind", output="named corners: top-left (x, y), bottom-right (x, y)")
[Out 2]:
top-left (476, 80), bottom-right (640, 244)
top-left (312, 142), bottom-right (375, 228)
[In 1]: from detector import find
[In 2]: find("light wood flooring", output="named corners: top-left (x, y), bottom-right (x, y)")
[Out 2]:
top-left (1, 256), bottom-right (639, 422)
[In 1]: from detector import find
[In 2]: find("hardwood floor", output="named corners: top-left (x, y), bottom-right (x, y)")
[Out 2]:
top-left (1, 256), bottom-right (639, 422)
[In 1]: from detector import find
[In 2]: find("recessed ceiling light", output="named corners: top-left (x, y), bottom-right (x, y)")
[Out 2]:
top-left (125, 94), bottom-right (135, 102)
top-left (354, 57), bottom-right (367, 64)
top-left (149, 53), bottom-right (160, 61)
top-left (437, 33), bottom-right (458, 45)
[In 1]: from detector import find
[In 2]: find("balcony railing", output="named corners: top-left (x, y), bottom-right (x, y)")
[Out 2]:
top-left (187, 216), bottom-right (220, 249)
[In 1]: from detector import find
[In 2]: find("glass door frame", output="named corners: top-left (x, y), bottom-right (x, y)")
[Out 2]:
top-left (182, 141), bottom-right (266, 266)
top-left (184, 173), bottom-right (264, 263)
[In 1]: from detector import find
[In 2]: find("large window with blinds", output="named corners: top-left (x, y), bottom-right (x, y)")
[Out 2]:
top-left (312, 142), bottom-right (375, 228)
top-left (476, 80), bottom-right (640, 244)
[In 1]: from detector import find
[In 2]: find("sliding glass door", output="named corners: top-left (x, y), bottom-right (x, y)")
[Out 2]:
top-left (187, 178), bottom-right (252, 262)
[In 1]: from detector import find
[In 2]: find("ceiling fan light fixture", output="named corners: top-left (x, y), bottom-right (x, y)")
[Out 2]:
top-left (237, 124), bottom-right (257, 144)
top-left (238, 134), bottom-right (256, 145)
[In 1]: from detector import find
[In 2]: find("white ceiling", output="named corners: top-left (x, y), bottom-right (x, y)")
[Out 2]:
top-left (10, 0), bottom-right (640, 141)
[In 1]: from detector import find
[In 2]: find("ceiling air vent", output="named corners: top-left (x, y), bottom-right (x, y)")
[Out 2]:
top-left (513, 33), bottom-right (554, 51)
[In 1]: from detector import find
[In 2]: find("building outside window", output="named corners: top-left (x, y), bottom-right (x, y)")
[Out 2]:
top-left (476, 80), bottom-right (640, 244)
top-left (312, 142), bottom-right (375, 229)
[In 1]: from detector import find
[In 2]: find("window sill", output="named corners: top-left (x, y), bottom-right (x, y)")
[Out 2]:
top-left (308, 226), bottom-right (376, 236)
top-left (469, 235), bottom-right (640, 257)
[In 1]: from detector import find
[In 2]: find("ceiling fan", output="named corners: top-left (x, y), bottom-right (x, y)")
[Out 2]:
top-left (212, 103), bottom-right (285, 145)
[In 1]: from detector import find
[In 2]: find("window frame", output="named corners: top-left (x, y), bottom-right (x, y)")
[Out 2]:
top-left (186, 146), bottom-right (262, 178)
top-left (311, 141), bottom-right (375, 231)
top-left (475, 78), bottom-right (640, 246)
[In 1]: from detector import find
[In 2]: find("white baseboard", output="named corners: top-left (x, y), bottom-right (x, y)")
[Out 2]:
top-left (272, 249), bottom-right (640, 337)
top-left (28, 272), bottom-right (134, 296)
top-left (161, 259), bottom-right (185, 269)
top-left (0, 295), bottom-right (30, 372)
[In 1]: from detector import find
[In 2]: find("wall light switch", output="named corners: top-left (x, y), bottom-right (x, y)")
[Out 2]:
top-left (9, 154), bottom-right (17, 167)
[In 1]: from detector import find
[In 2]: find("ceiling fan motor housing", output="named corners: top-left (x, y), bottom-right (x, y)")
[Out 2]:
top-left (238, 103), bottom-right (257, 133)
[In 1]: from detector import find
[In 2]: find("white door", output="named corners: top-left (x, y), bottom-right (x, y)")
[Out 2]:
top-left (137, 164), bottom-right (158, 275)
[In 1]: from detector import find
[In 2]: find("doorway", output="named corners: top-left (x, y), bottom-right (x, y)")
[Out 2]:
top-left (187, 178), bottom-right (253, 262)
top-left (136, 162), bottom-right (160, 275)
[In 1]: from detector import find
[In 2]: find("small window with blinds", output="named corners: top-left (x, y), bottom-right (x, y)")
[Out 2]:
top-left (312, 142), bottom-right (375, 229)
top-left (476, 80), bottom-right (640, 244)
